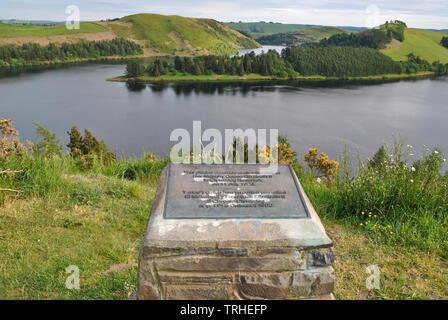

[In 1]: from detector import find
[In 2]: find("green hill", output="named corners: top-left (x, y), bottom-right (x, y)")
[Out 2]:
top-left (0, 14), bottom-right (260, 56)
top-left (117, 14), bottom-right (260, 55)
top-left (257, 27), bottom-right (346, 46)
top-left (382, 28), bottom-right (448, 63)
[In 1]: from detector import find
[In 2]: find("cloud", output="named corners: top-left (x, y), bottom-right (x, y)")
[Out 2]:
top-left (1, 0), bottom-right (447, 29)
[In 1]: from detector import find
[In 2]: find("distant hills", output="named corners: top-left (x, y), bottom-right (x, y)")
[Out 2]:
top-left (256, 27), bottom-right (347, 47)
top-left (1, 15), bottom-right (447, 62)
top-left (224, 21), bottom-right (365, 37)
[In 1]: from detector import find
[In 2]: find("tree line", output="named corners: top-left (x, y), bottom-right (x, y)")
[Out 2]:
top-left (126, 46), bottom-right (448, 79)
top-left (0, 38), bottom-right (143, 67)
top-left (441, 37), bottom-right (448, 49)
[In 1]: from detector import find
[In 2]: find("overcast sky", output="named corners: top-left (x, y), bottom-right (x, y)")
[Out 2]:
top-left (1, 0), bottom-right (448, 29)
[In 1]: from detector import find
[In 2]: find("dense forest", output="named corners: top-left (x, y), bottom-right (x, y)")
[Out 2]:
top-left (282, 47), bottom-right (400, 76)
top-left (318, 21), bottom-right (407, 49)
top-left (126, 46), bottom-right (448, 79)
top-left (0, 38), bottom-right (143, 67)
top-left (128, 50), bottom-right (297, 78)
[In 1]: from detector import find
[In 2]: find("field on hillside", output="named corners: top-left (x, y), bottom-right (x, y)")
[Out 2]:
top-left (382, 28), bottom-right (448, 63)
top-left (120, 14), bottom-right (260, 56)
top-left (257, 27), bottom-right (346, 46)
top-left (0, 22), bottom-right (107, 38)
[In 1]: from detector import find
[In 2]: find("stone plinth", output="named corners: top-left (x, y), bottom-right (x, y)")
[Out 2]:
top-left (137, 164), bottom-right (335, 300)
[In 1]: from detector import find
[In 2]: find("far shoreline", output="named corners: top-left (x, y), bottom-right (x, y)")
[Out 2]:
top-left (107, 71), bottom-right (436, 84)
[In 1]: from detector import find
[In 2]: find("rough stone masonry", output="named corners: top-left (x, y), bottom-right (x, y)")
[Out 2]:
top-left (137, 163), bottom-right (335, 300)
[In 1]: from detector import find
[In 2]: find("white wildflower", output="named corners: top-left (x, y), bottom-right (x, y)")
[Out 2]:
top-left (316, 177), bottom-right (321, 184)
top-left (434, 150), bottom-right (439, 154)
top-left (411, 167), bottom-right (416, 172)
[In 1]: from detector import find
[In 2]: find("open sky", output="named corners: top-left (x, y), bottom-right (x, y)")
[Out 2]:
top-left (1, 0), bottom-right (448, 29)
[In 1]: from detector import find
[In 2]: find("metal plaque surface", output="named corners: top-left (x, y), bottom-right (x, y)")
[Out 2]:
top-left (163, 163), bottom-right (311, 219)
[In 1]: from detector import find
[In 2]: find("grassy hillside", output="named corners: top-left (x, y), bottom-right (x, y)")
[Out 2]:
top-left (257, 27), bottom-right (346, 46)
top-left (118, 14), bottom-right (260, 55)
top-left (0, 120), bottom-right (447, 299)
top-left (0, 14), bottom-right (260, 56)
top-left (0, 22), bottom-right (107, 38)
top-left (382, 28), bottom-right (448, 63)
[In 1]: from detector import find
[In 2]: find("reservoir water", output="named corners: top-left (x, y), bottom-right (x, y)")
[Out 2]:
top-left (1, 62), bottom-right (447, 161)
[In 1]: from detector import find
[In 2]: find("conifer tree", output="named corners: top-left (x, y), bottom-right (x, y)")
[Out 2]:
top-left (82, 129), bottom-right (101, 155)
top-left (67, 126), bottom-right (83, 157)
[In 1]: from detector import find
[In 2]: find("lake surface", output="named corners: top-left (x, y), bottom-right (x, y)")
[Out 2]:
top-left (1, 63), bottom-right (447, 163)
top-left (236, 45), bottom-right (286, 56)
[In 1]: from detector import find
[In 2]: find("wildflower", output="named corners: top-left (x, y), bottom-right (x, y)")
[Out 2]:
top-left (434, 150), bottom-right (439, 154)
top-left (410, 179), bottom-right (414, 183)
top-left (374, 215), bottom-right (377, 218)
top-left (360, 223), bottom-right (364, 226)
top-left (387, 225), bottom-right (391, 228)
top-left (362, 212), bottom-right (365, 215)
top-left (390, 232), bottom-right (394, 235)
top-left (316, 177), bottom-right (321, 184)
top-left (407, 145), bottom-right (413, 148)
top-left (411, 167), bottom-right (416, 172)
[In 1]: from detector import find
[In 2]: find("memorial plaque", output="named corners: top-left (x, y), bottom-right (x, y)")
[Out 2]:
top-left (163, 163), bottom-right (311, 219)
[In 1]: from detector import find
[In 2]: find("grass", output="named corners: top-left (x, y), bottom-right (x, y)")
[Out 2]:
top-left (120, 14), bottom-right (260, 55)
top-left (0, 124), bottom-right (447, 299)
top-left (0, 153), bottom-right (167, 299)
top-left (324, 216), bottom-right (448, 299)
top-left (0, 22), bottom-right (107, 38)
top-left (382, 28), bottom-right (448, 63)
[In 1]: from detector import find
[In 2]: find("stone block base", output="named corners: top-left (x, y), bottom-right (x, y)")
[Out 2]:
top-left (137, 165), bottom-right (335, 300)
top-left (137, 246), bottom-right (335, 300)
